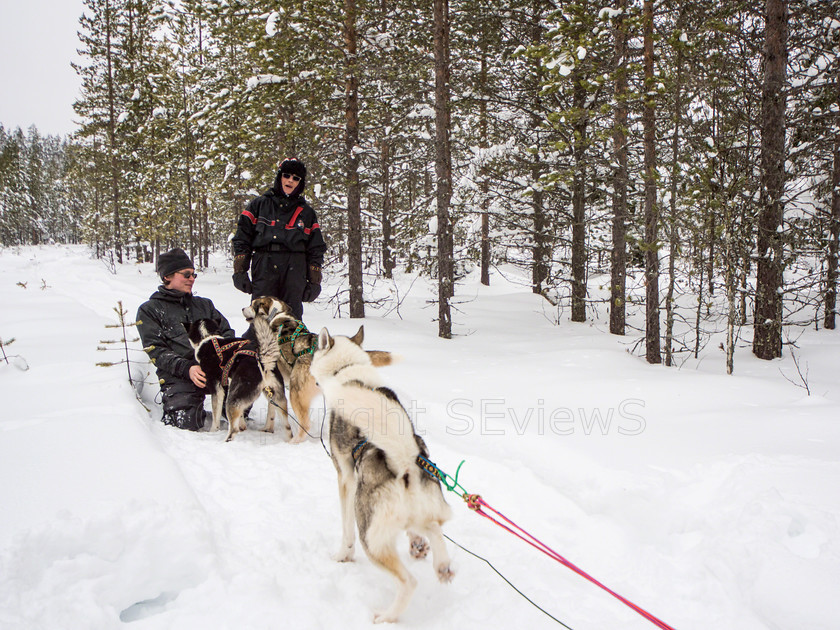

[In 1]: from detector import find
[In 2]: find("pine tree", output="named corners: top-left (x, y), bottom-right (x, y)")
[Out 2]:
top-left (754, 0), bottom-right (788, 360)
top-left (434, 0), bottom-right (454, 338)
top-left (74, 0), bottom-right (135, 263)
top-left (610, 0), bottom-right (629, 336)
top-left (0, 127), bottom-right (28, 245)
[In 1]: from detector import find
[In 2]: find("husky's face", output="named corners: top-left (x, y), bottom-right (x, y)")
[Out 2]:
top-left (185, 318), bottom-right (222, 348)
top-left (242, 296), bottom-right (296, 329)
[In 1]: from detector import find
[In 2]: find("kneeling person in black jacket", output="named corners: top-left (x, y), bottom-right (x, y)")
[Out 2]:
top-left (137, 248), bottom-right (235, 431)
top-left (231, 158), bottom-right (326, 320)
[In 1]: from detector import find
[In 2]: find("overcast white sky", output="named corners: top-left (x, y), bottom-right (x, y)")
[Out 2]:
top-left (0, 0), bottom-right (85, 137)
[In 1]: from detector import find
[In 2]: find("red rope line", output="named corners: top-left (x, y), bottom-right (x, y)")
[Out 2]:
top-left (465, 494), bottom-right (677, 630)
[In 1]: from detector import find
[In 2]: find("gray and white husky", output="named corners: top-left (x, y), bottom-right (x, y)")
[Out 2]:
top-left (310, 326), bottom-right (454, 624)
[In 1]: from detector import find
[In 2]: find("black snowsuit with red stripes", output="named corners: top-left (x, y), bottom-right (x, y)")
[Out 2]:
top-left (232, 174), bottom-right (326, 319)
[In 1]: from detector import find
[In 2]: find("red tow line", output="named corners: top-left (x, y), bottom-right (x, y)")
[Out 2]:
top-left (464, 493), bottom-right (678, 630)
top-left (419, 456), bottom-right (678, 630)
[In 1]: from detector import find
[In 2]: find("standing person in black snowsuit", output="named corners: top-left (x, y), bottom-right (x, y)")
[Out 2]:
top-left (231, 158), bottom-right (326, 320)
top-left (137, 248), bottom-right (235, 431)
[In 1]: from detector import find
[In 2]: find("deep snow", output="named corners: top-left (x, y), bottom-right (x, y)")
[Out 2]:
top-left (1, 245), bottom-right (838, 630)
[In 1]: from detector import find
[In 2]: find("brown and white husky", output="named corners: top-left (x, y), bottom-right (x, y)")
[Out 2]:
top-left (242, 296), bottom-right (395, 444)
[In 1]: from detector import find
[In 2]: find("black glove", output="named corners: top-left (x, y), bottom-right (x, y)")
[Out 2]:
top-left (302, 282), bottom-right (321, 302)
top-left (302, 264), bottom-right (322, 302)
top-left (307, 264), bottom-right (322, 286)
top-left (233, 272), bottom-right (253, 294)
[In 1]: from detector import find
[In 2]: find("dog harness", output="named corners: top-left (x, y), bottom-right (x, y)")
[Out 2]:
top-left (277, 320), bottom-right (315, 362)
top-left (352, 438), bottom-right (369, 463)
top-left (350, 436), bottom-right (446, 484)
top-left (211, 337), bottom-right (258, 387)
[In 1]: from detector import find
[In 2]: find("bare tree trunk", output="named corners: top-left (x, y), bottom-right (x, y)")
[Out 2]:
top-left (610, 0), bottom-right (628, 336)
top-left (380, 138), bottom-right (395, 279)
top-left (754, 0), bottom-right (788, 359)
top-left (707, 215), bottom-right (716, 297)
top-left (694, 252), bottom-right (704, 359)
top-left (740, 57), bottom-right (756, 327)
top-left (203, 195), bottom-right (209, 267)
top-left (643, 0), bottom-right (661, 364)
top-left (572, 71), bottom-right (588, 322)
top-left (725, 206), bottom-right (736, 374)
top-left (479, 55), bottom-right (491, 287)
top-left (531, 156), bottom-right (548, 295)
top-left (529, 4), bottom-right (549, 296)
top-left (344, 0), bottom-right (364, 318)
top-left (571, 73), bottom-right (587, 322)
top-left (665, 10), bottom-right (684, 366)
top-left (434, 0), bottom-right (453, 338)
top-left (825, 70), bottom-right (840, 329)
top-left (105, 0), bottom-right (122, 264)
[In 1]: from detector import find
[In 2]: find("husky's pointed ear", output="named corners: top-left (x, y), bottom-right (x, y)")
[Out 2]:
top-left (318, 328), bottom-right (334, 352)
top-left (350, 325), bottom-right (364, 347)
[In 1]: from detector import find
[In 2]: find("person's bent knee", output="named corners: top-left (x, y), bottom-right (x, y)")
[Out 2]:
top-left (162, 405), bottom-right (206, 431)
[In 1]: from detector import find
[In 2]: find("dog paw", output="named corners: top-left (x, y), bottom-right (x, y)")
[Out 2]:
top-left (333, 547), bottom-right (355, 562)
top-left (436, 563), bottom-right (455, 583)
top-left (290, 434), bottom-right (306, 444)
top-left (409, 536), bottom-right (430, 559)
top-left (373, 611), bottom-right (398, 624)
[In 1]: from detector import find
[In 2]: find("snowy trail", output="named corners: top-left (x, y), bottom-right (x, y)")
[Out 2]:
top-left (139, 398), bottom-right (577, 630)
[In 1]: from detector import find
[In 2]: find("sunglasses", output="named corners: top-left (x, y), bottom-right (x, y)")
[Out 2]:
top-left (176, 271), bottom-right (199, 279)
top-left (281, 173), bottom-right (302, 182)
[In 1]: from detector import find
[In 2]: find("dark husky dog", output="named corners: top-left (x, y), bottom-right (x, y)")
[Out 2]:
top-left (243, 296), bottom-right (396, 444)
top-left (186, 319), bottom-right (290, 442)
top-left (310, 326), bottom-right (454, 624)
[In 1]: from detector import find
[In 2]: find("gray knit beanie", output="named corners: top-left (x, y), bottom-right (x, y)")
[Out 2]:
top-left (156, 248), bottom-right (194, 279)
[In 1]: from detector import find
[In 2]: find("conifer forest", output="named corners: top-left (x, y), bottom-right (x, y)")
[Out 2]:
top-left (1, 0), bottom-right (838, 361)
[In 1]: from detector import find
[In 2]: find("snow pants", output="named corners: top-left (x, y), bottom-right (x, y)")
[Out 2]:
top-left (250, 250), bottom-right (307, 320)
top-left (160, 378), bottom-right (207, 431)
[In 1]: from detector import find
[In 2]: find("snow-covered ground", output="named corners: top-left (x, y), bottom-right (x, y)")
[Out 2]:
top-left (1, 244), bottom-right (838, 630)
